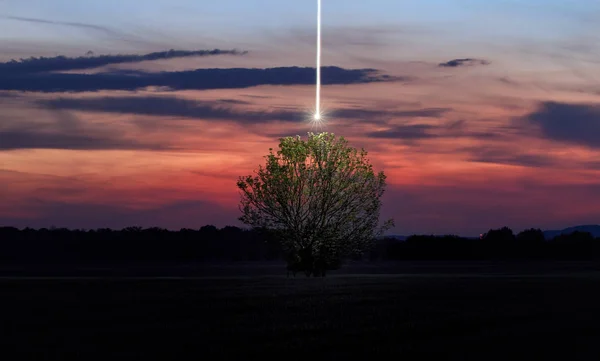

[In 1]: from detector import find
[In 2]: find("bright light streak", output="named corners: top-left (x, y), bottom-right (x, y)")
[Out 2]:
top-left (315, 0), bottom-right (321, 121)
top-left (307, 0), bottom-right (324, 129)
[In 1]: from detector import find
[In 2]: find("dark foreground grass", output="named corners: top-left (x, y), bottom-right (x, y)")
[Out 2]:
top-left (1, 275), bottom-right (600, 360)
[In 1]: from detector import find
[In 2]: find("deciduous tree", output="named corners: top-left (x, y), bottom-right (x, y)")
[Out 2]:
top-left (237, 132), bottom-right (393, 276)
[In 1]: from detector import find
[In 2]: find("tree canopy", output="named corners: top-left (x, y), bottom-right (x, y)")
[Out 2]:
top-left (237, 132), bottom-right (393, 276)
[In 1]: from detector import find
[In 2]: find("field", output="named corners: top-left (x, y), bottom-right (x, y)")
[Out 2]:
top-left (2, 263), bottom-right (600, 360)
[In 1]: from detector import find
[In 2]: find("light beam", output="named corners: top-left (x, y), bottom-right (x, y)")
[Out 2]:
top-left (315, 0), bottom-right (322, 120)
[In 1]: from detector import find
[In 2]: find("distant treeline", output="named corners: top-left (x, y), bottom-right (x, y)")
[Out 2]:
top-left (0, 226), bottom-right (599, 264)
top-left (373, 228), bottom-right (600, 261)
top-left (0, 226), bottom-right (282, 264)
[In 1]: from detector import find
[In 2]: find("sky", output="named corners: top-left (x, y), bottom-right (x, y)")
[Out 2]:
top-left (1, 0), bottom-right (600, 236)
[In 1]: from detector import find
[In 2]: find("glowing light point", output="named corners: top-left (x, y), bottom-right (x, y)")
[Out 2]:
top-left (314, 113), bottom-right (322, 122)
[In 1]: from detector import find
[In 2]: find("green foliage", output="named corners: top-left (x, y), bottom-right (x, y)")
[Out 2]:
top-left (237, 132), bottom-right (394, 275)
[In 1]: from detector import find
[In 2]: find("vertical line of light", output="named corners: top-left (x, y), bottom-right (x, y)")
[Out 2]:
top-left (316, 0), bottom-right (321, 118)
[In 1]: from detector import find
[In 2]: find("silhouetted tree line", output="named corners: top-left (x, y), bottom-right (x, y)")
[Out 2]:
top-left (0, 226), bottom-right (282, 264)
top-left (0, 226), bottom-right (599, 264)
top-left (369, 227), bottom-right (600, 261)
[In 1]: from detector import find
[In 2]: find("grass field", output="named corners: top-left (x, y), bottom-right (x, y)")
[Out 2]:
top-left (2, 272), bottom-right (600, 360)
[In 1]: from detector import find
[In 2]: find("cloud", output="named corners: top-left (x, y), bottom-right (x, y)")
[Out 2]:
top-left (0, 49), bottom-right (248, 75)
top-left (363, 117), bottom-right (513, 144)
top-left (0, 109), bottom-right (169, 151)
top-left (0, 66), bottom-right (393, 92)
top-left (242, 95), bottom-right (273, 99)
top-left (367, 124), bottom-right (437, 140)
top-left (1, 15), bottom-right (166, 48)
top-left (3, 15), bottom-right (120, 36)
top-left (39, 96), bottom-right (303, 123)
top-left (38, 96), bottom-right (445, 127)
top-left (466, 148), bottom-right (559, 168)
top-left (0, 91), bottom-right (18, 98)
top-left (332, 107), bottom-right (449, 121)
top-left (438, 58), bottom-right (491, 67)
top-left (522, 101), bottom-right (600, 148)
top-left (217, 99), bottom-right (252, 105)
top-left (0, 131), bottom-right (170, 151)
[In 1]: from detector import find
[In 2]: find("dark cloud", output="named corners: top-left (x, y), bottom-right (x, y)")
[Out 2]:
top-left (585, 161), bottom-right (600, 170)
top-left (217, 99), bottom-right (252, 105)
top-left (39, 96), bottom-right (303, 123)
top-left (0, 91), bottom-right (18, 98)
top-left (364, 118), bottom-right (510, 142)
top-left (467, 148), bottom-right (559, 168)
top-left (332, 107), bottom-right (449, 121)
top-left (367, 124), bottom-right (437, 139)
top-left (0, 131), bottom-right (170, 151)
top-left (0, 110), bottom-right (170, 151)
top-left (0, 49), bottom-right (248, 75)
top-left (497, 77), bottom-right (520, 86)
top-left (35, 95), bottom-right (455, 146)
top-left (38, 96), bottom-right (445, 127)
top-left (242, 95), bottom-right (274, 99)
top-left (522, 101), bottom-right (600, 148)
top-left (445, 119), bottom-right (509, 140)
top-left (439, 58), bottom-right (490, 67)
top-left (0, 66), bottom-right (393, 93)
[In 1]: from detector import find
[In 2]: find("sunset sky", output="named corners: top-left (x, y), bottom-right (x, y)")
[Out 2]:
top-left (1, 0), bottom-right (600, 236)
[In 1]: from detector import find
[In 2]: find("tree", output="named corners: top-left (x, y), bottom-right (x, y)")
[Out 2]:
top-left (516, 228), bottom-right (545, 243)
top-left (482, 227), bottom-right (515, 243)
top-left (237, 132), bottom-right (393, 276)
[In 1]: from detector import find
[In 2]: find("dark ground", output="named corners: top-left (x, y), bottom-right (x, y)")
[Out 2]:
top-left (2, 262), bottom-right (600, 360)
